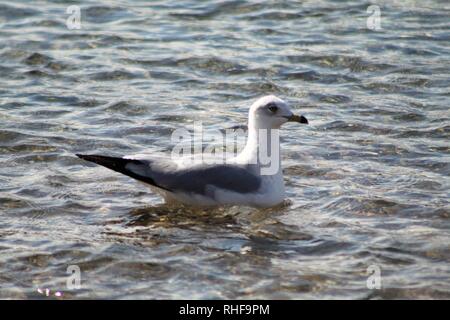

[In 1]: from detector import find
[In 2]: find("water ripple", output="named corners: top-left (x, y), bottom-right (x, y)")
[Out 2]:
top-left (0, 0), bottom-right (449, 300)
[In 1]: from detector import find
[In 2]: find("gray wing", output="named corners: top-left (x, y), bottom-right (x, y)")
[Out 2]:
top-left (162, 164), bottom-right (261, 194)
top-left (76, 154), bottom-right (261, 195)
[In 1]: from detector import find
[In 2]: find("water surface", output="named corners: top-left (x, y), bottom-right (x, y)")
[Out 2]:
top-left (0, 0), bottom-right (449, 299)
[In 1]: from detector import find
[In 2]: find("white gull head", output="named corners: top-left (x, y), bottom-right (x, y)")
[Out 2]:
top-left (248, 95), bottom-right (308, 130)
top-left (236, 95), bottom-right (309, 175)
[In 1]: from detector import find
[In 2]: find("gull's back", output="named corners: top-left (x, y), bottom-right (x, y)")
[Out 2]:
top-left (76, 154), bottom-right (263, 206)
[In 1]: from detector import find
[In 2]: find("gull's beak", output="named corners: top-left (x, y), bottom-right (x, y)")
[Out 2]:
top-left (286, 114), bottom-right (308, 124)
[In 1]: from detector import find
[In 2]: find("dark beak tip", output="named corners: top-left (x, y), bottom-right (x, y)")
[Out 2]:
top-left (286, 114), bottom-right (309, 124)
top-left (300, 115), bottom-right (308, 124)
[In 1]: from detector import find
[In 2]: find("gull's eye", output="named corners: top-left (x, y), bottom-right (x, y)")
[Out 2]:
top-left (267, 103), bottom-right (278, 113)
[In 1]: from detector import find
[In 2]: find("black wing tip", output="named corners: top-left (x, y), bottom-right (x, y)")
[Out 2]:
top-left (75, 153), bottom-right (172, 192)
top-left (75, 154), bottom-right (118, 167)
top-left (76, 154), bottom-right (100, 163)
top-left (76, 153), bottom-right (110, 161)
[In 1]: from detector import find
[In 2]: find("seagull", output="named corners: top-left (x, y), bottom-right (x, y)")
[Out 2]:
top-left (76, 95), bottom-right (308, 208)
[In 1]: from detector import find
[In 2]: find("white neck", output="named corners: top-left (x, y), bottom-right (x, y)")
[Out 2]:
top-left (236, 123), bottom-right (282, 178)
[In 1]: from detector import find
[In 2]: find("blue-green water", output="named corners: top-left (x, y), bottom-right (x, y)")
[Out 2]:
top-left (0, 0), bottom-right (449, 299)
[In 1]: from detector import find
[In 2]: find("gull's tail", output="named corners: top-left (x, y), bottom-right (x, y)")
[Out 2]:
top-left (75, 154), bottom-right (170, 191)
